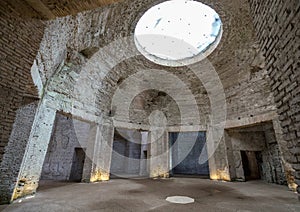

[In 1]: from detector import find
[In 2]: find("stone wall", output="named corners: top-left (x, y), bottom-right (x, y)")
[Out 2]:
top-left (41, 113), bottom-right (90, 181)
top-left (3, 1), bottom-right (273, 150)
top-left (170, 132), bottom-right (209, 176)
top-left (0, 103), bottom-right (38, 204)
top-left (226, 123), bottom-right (286, 184)
top-left (261, 126), bottom-right (286, 184)
top-left (31, 0), bottom-right (276, 128)
top-left (228, 130), bottom-right (266, 181)
top-left (110, 129), bottom-right (142, 176)
top-left (248, 0), bottom-right (300, 192)
top-left (0, 0), bottom-right (293, 203)
top-left (0, 1), bottom-right (45, 162)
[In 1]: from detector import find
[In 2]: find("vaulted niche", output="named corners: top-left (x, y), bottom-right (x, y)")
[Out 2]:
top-left (134, 0), bottom-right (222, 66)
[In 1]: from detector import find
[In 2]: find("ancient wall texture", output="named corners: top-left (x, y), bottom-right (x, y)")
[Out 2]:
top-left (248, 0), bottom-right (300, 189)
top-left (263, 125), bottom-right (286, 184)
top-left (41, 113), bottom-right (90, 181)
top-left (226, 123), bottom-right (286, 184)
top-left (1, 0), bottom-right (294, 204)
top-left (0, 1), bottom-right (45, 162)
top-left (0, 102), bottom-right (38, 204)
top-left (30, 0), bottom-right (276, 129)
top-left (110, 130), bottom-right (142, 176)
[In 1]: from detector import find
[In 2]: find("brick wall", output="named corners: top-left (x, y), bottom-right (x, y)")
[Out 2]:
top-left (0, 1), bottom-right (45, 162)
top-left (248, 0), bottom-right (300, 191)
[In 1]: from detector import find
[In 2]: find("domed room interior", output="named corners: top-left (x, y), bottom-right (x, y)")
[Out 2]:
top-left (0, 0), bottom-right (299, 211)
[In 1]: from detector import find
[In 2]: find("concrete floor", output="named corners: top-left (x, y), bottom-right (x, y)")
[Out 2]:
top-left (1, 178), bottom-right (299, 212)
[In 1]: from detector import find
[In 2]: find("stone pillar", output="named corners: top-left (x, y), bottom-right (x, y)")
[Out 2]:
top-left (232, 150), bottom-right (245, 181)
top-left (10, 100), bottom-right (56, 202)
top-left (224, 131), bottom-right (236, 180)
top-left (207, 126), bottom-right (231, 181)
top-left (272, 118), bottom-right (298, 191)
top-left (149, 129), bottom-right (169, 178)
top-left (123, 130), bottom-right (141, 175)
top-left (82, 118), bottom-right (114, 182)
top-left (82, 123), bottom-right (98, 182)
top-left (0, 103), bottom-right (38, 204)
top-left (139, 132), bottom-right (149, 177)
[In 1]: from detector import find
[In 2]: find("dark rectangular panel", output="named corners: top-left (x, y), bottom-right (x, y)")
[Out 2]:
top-left (170, 132), bottom-right (209, 176)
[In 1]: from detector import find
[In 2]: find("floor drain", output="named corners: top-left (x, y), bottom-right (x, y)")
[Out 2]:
top-left (166, 196), bottom-right (195, 204)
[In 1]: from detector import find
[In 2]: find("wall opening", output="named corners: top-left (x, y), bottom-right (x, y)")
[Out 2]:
top-left (69, 148), bottom-right (86, 182)
top-left (110, 129), bottom-right (149, 178)
top-left (241, 151), bottom-right (261, 181)
top-left (134, 0), bottom-right (222, 66)
top-left (40, 113), bottom-right (90, 183)
top-left (169, 131), bottom-right (209, 177)
top-left (227, 122), bottom-right (286, 184)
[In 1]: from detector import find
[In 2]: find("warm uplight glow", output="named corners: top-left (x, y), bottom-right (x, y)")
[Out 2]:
top-left (210, 168), bottom-right (231, 181)
top-left (90, 170), bottom-right (110, 182)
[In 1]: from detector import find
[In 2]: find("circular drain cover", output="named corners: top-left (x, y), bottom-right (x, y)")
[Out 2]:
top-left (166, 196), bottom-right (195, 204)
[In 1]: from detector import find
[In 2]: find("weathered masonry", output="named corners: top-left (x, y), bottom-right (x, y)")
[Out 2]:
top-left (0, 0), bottom-right (299, 204)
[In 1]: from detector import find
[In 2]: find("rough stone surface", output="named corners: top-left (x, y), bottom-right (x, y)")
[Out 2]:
top-left (226, 123), bottom-right (286, 184)
top-left (0, 0), bottom-right (299, 204)
top-left (81, 119), bottom-right (114, 183)
top-left (207, 129), bottom-right (231, 181)
top-left (41, 113), bottom-right (90, 181)
top-left (0, 103), bottom-right (38, 204)
top-left (248, 0), bottom-right (300, 192)
top-left (262, 126), bottom-right (286, 184)
top-left (11, 100), bottom-right (56, 202)
top-left (0, 1), bottom-right (45, 163)
top-left (110, 129), bottom-right (143, 177)
top-left (30, 0), bottom-right (276, 126)
top-left (149, 130), bottom-right (169, 178)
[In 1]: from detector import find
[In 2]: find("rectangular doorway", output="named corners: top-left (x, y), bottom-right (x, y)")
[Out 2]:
top-left (69, 148), bottom-right (86, 182)
top-left (110, 129), bottom-right (143, 178)
top-left (170, 132), bottom-right (209, 176)
top-left (241, 151), bottom-right (261, 181)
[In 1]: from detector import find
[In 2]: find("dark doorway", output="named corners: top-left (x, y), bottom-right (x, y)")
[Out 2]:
top-left (170, 132), bottom-right (209, 176)
top-left (241, 151), bottom-right (261, 181)
top-left (110, 129), bottom-right (142, 178)
top-left (69, 148), bottom-right (86, 182)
